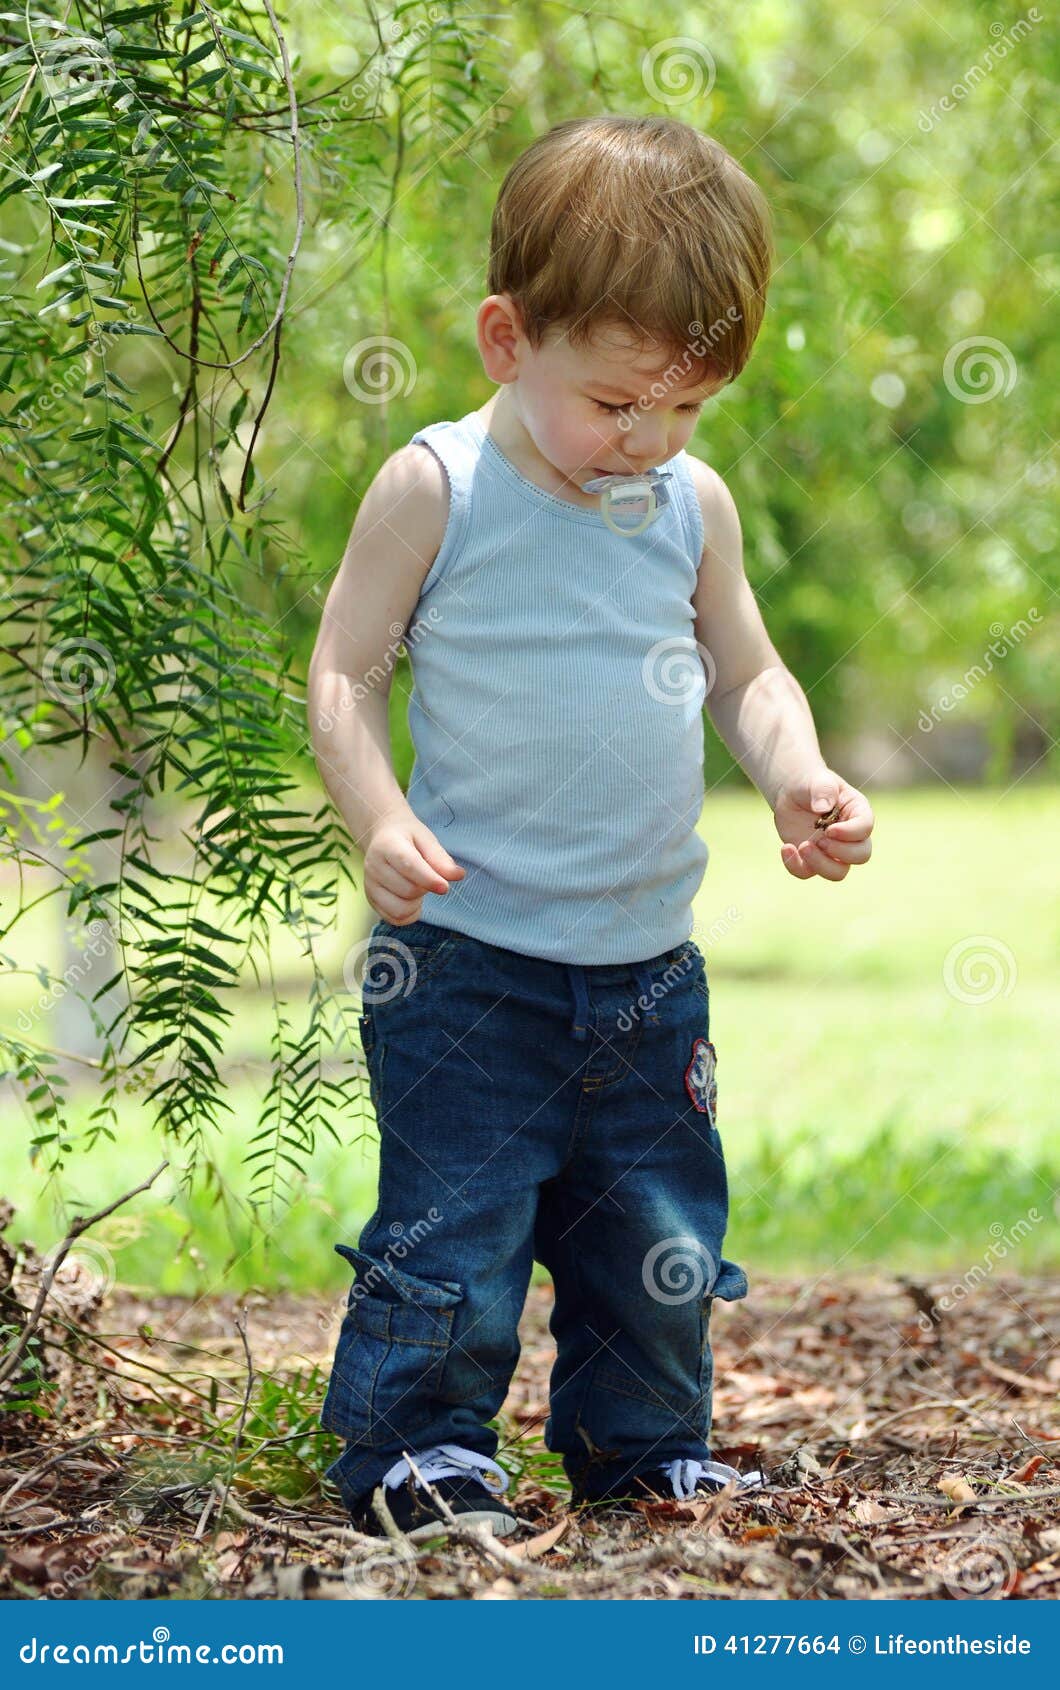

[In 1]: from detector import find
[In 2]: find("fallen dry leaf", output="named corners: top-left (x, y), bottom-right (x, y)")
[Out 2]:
top-left (981, 1357), bottom-right (1054, 1393)
top-left (1011, 1455), bottom-right (1045, 1484)
top-left (939, 1475), bottom-right (977, 1503)
top-left (508, 1514), bottom-right (571, 1559)
top-left (852, 1497), bottom-right (894, 1523)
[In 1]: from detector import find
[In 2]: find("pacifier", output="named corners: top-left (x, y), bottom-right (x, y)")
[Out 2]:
top-left (579, 468), bottom-right (673, 537)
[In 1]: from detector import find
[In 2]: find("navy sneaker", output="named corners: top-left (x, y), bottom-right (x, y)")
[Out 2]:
top-left (631, 1455), bottom-right (768, 1500)
top-left (349, 1443), bottom-right (521, 1543)
top-left (577, 1455), bottom-right (767, 1509)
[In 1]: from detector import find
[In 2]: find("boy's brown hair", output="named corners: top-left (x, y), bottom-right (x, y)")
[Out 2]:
top-left (487, 114), bottom-right (774, 385)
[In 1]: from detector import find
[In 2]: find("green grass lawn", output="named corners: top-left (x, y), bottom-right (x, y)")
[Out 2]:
top-left (2, 784), bottom-right (1057, 1298)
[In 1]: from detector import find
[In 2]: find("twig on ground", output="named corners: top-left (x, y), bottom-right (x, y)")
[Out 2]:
top-left (209, 1477), bottom-right (377, 1550)
top-left (212, 1308), bottom-right (256, 1535)
top-left (193, 1491), bottom-right (216, 1541)
top-left (879, 1485), bottom-right (1060, 1509)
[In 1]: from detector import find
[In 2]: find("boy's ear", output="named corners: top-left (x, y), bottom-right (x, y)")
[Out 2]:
top-left (477, 293), bottom-right (526, 383)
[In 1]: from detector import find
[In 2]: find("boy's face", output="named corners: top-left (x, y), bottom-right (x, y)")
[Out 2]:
top-left (483, 298), bottom-right (726, 485)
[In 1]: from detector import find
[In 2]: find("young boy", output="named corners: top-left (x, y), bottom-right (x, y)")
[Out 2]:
top-left (311, 114), bottom-right (874, 1541)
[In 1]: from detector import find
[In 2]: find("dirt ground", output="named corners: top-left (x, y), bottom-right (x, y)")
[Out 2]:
top-left (1, 1269), bottom-right (1058, 1600)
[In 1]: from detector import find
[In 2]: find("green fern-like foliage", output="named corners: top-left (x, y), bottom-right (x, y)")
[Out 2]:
top-left (0, 1), bottom-right (494, 1221)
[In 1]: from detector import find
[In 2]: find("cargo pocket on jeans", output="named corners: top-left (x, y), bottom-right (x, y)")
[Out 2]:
top-left (709, 1256), bottom-right (749, 1304)
top-left (319, 1243), bottom-right (463, 1450)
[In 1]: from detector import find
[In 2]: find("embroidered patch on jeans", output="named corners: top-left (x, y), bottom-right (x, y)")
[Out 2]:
top-left (684, 1037), bottom-right (717, 1121)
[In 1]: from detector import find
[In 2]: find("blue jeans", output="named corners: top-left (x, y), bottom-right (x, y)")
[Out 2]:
top-left (320, 919), bottom-right (748, 1510)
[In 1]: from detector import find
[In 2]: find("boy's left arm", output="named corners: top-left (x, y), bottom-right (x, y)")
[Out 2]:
top-left (687, 458), bottom-right (874, 881)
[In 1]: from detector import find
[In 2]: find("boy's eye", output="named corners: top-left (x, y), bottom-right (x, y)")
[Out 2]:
top-left (590, 399), bottom-right (703, 416)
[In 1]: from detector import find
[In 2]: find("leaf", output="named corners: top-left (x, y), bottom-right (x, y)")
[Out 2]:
top-left (1011, 1455), bottom-right (1045, 1485)
top-left (981, 1357), bottom-right (1054, 1394)
top-left (37, 287), bottom-right (85, 314)
top-left (35, 259), bottom-right (79, 289)
top-left (171, 12), bottom-right (208, 37)
top-left (174, 40), bottom-right (216, 70)
top-left (508, 1515), bottom-right (571, 1559)
top-left (939, 1475), bottom-right (976, 1503)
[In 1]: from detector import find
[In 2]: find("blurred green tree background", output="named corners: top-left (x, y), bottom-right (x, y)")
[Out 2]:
top-left (275, 0), bottom-right (1059, 786)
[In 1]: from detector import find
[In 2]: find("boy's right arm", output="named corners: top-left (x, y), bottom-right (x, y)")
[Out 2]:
top-left (307, 443), bottom-right (466, 925)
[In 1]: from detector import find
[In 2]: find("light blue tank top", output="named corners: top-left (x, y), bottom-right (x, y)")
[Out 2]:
top-left (402, 408), bottom-right (709, 965)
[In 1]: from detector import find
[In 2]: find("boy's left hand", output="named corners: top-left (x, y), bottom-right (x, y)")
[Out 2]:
top-left (773, 770), bottom-right (874, 881)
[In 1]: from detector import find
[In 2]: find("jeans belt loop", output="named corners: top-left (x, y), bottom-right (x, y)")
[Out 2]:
top-left (566, 963), bottom-right (590, 1041)
top-left (632, 959), bottom-right (661, 1026)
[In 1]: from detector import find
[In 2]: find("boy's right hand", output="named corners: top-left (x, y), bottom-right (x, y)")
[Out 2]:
top-left (363, 811), bottom-right (465, 925)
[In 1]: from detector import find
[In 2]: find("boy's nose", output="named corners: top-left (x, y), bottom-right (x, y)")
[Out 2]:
top-left (625, 434), bottom-right (669, 468)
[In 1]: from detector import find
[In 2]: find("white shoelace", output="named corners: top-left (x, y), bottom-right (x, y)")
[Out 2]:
top-left (662, 1457), bottom-right (766, 1499)
top-left (382, 1442), bottom-right (510, 1496)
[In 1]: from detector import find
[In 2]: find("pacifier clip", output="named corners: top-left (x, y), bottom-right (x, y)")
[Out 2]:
top-left (579, 468), bottom-right (673, 536)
